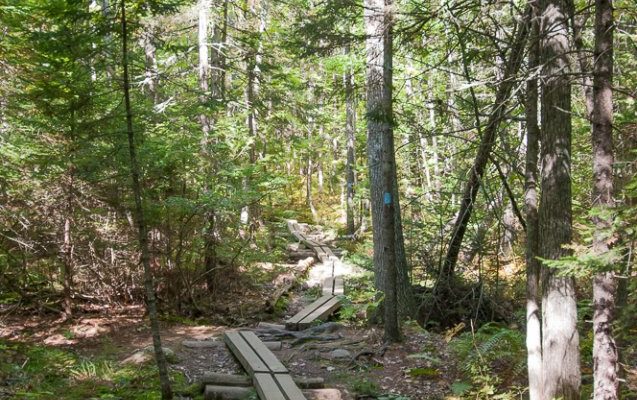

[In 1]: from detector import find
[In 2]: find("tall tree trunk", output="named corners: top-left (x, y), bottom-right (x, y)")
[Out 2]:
top-left (568, 0), bottom-right (595, 120)
top-left (140, 23), bottom-right (159, 104)
top-left (60, 108), bottom-right (77, 318)
top-left (524, 2), bottom-right (542, 398)
top-left (211, 0), bottom-right (228, 103)
top-left (440, 7), bottom-right (531, 280)
top-left (591, 0), bottom-right (618, 398)
top-left (306, 150), bottom-right (318, 221)
top-left (120, 2), bottom-right (173, 398)
top-left (243, 0), bottom-right (266, 229)
top-left (345, 45), bottom-right (357, 236)
top-left (198, 0), bottom-right (219, 293)
top-left (381, 0), bottom-right (399, 341)
top-left (364, 0), bottom-right (404, 339)
top-left (62, 196), bottom-right (74, 317)
top-left (539, 0), bottom-right (580, 398)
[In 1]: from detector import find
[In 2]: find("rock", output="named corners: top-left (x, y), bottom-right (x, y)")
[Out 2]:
top-left (122, 346), bottom-right (177, 365)
top-left (328, 349), bottom-right (351, 360)
top-left (122, 351), bottom-right (151, 365)
top-left (303, 388), bottom-right (343, 400)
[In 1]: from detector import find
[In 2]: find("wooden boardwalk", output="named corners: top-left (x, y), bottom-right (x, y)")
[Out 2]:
top-left (285, 220), bottom-right (343, 331)
top-left (224, 330), bottom-right (307, 399)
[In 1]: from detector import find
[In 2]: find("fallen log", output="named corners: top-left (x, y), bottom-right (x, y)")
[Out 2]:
top-left (265, 257), bottom-right (315, 312)
top-left (200, 372), bottom-right (324, 390)
top-left (182, 340), bottom-right (282, 351)
top-left (203, 385), bottom-right (252, 400)
top-left (203, 386), bottom-right (340, 400)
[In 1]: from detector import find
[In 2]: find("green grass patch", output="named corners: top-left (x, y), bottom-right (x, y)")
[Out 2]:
top-left (0, 339), bottom-right (197, 399)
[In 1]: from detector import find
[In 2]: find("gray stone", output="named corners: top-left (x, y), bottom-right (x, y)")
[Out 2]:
top-left (328, 349), bottom-right (351, 359)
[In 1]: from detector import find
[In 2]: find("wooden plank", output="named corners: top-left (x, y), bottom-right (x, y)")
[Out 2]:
top-left (285, 295), bottom-right (334, 330)
top-left (322, 277), bottom-right (334, 296)
top-left (254, 373), bottom-right (286, 400)
top-left (333, 276), bottom-right (344, 296)
top-left (275, 374), bottom-right (307, 400)
top-left (315, 247), bottom-right (328, 261)
top-left (240, 331), bottom-right (287, 374)
top-left (224, 331), bottom-right (269, 374)
top-left (321, 247), bottom-right (335, 258)
top-left (298, 296), bottom-right (342, 330)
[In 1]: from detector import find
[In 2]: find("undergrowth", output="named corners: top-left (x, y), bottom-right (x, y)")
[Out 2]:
top-left (449, 322), bottom-right (526, 399)
top-left (0, 340), bottom-right (197, 399)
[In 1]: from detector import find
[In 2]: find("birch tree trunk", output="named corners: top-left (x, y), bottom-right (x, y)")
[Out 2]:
top-left (243, 0), bottom-right (266, 229)
top-left (524, 3), bottom-right (542, 398)
top-left (539, 0), bottom-right (580, 398)
top-left (140, 24), bottom-right (159, 104)
top-left (198, 0), bottom-right (219, 293)
top-left (120, 2), bottom-right (173, 398)
top-left (591, 0), bottom-right (619, 398)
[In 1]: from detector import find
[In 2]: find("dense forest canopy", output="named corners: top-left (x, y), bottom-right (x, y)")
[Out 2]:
top-left (0, 0), bottom-right (636, 399)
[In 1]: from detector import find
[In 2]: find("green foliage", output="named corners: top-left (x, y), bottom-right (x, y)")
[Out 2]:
top-left (449, 323), bottom-right (525, 398)
top-left (0, 340), bottom-right (194, 399)
top-left (349, 377), bottom-right (380, 397)
top-left (406, 367), bottom-right (439, 378)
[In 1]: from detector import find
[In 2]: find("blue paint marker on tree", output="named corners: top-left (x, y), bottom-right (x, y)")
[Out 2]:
top-left (384, 192), bottom-right (392, 205)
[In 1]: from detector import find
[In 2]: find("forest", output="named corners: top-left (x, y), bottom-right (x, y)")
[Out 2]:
top-left (0, 0), bottom-right (636, 399)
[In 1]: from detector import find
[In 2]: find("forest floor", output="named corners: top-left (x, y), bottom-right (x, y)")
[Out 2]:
top-left (0, 299), bottom-right (455, 400)
top-left (0, 225), bottom-right (459, 399)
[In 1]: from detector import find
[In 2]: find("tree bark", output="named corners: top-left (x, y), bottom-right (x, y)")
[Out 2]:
top-left (591, 0), bottom-right (619, 398)
top-left (120, 2), bottom-right (173, 398)
top-left (364, 0), bottom-right (404, 339)
top-left (243, 0), bottom-right (266, 229)
top-left (539, 0), bottom-right (580, 398)
top-left (380, 0), bottom-right (399, 342)
top-left (140, 23), bottom-right (159, 104)
top-left (198, 0), bottom-right (218, 293)
top-left (568, 0), bottom-right (595, 120)
top-left (440, 7), bottom-right (531, 280)
top-left (345, 45), bottom-right (357, 236)
top-left (524, 3), bottom-right (542, 399)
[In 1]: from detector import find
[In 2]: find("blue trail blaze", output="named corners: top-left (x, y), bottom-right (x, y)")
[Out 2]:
top-left (383, 192), bottom-right (392, 204)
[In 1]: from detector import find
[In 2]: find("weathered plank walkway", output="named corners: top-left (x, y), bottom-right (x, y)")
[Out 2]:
top-left (285, 220), bottom-right (343, 331)
top-left (224, 330), bottom-right (307, 400)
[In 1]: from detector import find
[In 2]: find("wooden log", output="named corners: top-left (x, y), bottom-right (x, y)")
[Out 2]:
top-left (201, 373), bottom-right (325, 389)
top-left (204, 384), bottom-right (338, 400)
top-left (202, 373), bottom-right (252, 387)
top-left (204, 385), bottom-right (253, 400)
top-left (265, 257), bottom-right (314, 312)
top-left (183, 340), bottom-right (282, 350)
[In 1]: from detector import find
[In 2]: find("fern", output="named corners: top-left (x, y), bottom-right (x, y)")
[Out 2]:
top-left (450, 323), bottom-right (527, 398)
